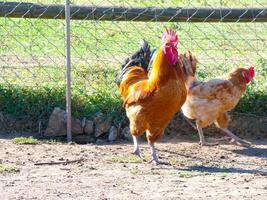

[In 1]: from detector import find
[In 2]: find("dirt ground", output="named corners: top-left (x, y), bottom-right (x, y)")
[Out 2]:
top-left (0, 134), bottom-right (267, 200)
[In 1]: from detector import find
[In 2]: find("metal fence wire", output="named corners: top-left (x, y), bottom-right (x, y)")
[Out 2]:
top-left (0, 1), bottom-right (266, 133)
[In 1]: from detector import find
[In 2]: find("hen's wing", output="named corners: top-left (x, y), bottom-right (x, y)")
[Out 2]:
top-left (189, 79), bottom-right (233, 100)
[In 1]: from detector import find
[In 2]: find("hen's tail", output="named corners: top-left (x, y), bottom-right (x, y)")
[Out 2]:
top-left (115, 39), bottom-right (151, 86)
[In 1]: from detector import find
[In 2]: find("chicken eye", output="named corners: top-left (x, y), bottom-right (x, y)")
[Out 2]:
top-left (165, 43), bottom-right (176, 48)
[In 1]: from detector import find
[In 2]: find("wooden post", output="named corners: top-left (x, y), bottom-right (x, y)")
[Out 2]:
top-left (0, 2), bottom-right (266, 22)
top-left (65, 0), bottom-right (72, 143)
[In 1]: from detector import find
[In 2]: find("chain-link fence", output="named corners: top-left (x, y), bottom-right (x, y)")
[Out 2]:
top-left (0, 1), bottom-right (266, 133)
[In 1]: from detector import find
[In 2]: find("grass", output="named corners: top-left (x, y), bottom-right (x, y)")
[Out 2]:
top-left (129, 167), bottom-right (231, 177)
top-left (0, 0), bottom-right (266, 131)
top-left (129, 168), bottom-right (141, 175)
top-left (12, 136), bottom-right (39, 145)
top-left (18, 0), bottom-right (267, 7)
top-left (107, 155), bottom-right (143, 163)
top-left (0, 164), bottom-right (19, 173)
top-left (42, 138), bottom-right (63, 144)
top-left (178, 171), bottom-right (205, 178)
top-left (12, 137), bottom-right (63, 145)
top-left (170, 157), bottom-right (187, 166)
top-left (176, 166), bottom-right (232, 178)
top-left (176, 170), bottom-right (230, 178)
top-left (128, 168), bottom-right (229, 177)
top-left (219, 172), bottom-right (229, 179)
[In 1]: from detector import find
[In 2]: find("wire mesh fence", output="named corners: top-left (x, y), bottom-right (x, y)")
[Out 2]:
top-left (0, 0), bottom-right (266, 132)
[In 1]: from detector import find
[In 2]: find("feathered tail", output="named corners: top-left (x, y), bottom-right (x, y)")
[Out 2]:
top-left (115, 39), bottom-right (151, 86)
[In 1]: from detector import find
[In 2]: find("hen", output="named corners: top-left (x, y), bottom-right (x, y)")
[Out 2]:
top-left (180, 51), bottom-right (255, 146)
top-left (116, 29), bottom-right (187, 164)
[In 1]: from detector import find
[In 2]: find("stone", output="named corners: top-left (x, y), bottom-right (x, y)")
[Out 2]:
top-left (122, 126), bottom-right (132, 141)
top-left (44, 107), bottom-right (66, 136)
top-left (93, 112), bottom-right (111, 138)
top-left (108, 126), bottom-right (118, 142)
top-left (71, 118), bottom-right (84, 135)
top-left (84, 120), bottom-right (94, 135)
top-left (44, 107), bottom-right (83, 137)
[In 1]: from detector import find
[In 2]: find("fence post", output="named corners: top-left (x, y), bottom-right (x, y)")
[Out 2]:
top-left (65, 0), bottom-right (72, 142)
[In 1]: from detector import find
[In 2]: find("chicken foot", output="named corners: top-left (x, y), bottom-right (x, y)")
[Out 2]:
top-left (221, 128), bottom-right (251, 147)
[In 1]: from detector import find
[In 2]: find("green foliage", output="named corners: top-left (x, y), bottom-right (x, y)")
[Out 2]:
top-left (17, 0), bottom-right (267, 7)
top-left (0, 1), bottom-right (266, 131)
top-left (0, 64), bottom-right (125, 130)
top-left (177, 171), bottom-right (203, 178)
top-left (12, 136), bottom-right (39, 145)
top-left (12, 137), bottom-right (64, 145)
top-left (0, 85), bottom-right (65, 120)
top-left (107, 155), bottom-right (143, 163)
top-left (42, 139), bottom-right (63, 144)
top-left (0, 164), bottom-right (19, 173)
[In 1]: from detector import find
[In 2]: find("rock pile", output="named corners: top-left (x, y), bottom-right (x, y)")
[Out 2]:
top-left (44, 107), bottom-right (132, 144)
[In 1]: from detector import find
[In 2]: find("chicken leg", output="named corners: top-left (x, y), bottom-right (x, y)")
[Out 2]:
top-left (132, 136), bottom-right (144, 159)
top-left (197, 126), bottom-right (218, 146)
top-left (181, 111), bottom-right (197, 130)
top-left (149, 142), bottom-right (159, 165)
top-left (221, 128), bottom-right (251, 147)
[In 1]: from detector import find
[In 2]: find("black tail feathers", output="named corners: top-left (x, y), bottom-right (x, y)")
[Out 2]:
top-left (115, 39), bottom-right (151, 86)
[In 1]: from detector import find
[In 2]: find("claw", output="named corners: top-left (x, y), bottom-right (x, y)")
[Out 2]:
top-left (213, 136), bottom-right (231, 142)
top-left (148, 158), bottom-right (159, 166)
top-left (148, 159), bottom-right (171, 166)
top-left (221, 128), bottom-right (251, 148)
top-left (132, 150), bottom-right (145, 160)
top-left (229, 138), bottom-right (236, 144)
top-left (231, 139), bottom-right (251, 148)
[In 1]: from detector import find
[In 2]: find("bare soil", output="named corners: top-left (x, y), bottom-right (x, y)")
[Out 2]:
top-left (0, 134), bottom-right (267, 200)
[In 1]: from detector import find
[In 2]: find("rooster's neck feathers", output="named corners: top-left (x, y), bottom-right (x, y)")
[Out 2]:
top-left (149, 47), bottom-right (181, 86)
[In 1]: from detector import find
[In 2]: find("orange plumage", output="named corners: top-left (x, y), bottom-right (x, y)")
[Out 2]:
top-left (116, 30), bottom-right (186, 164)
top-left (180, 51), bottom-right (255, 146)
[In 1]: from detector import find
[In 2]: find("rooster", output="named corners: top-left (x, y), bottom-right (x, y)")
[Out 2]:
top-left (180, 51), bottom-right (255, 146)
top-left (116, 29), bottom-right (187, 164)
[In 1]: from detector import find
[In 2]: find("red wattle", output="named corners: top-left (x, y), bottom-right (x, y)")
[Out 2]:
top-left (249, 67), bottom-right (255, 79)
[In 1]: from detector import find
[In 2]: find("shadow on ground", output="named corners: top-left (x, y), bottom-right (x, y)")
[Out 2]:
top-left (232, 147), bottom-right (267, 159)
top-left (178, 165), bottom-right (267, 175)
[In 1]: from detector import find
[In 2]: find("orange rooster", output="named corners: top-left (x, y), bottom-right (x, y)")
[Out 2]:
top-left (180, 51), bottom-right (255, 146)
top-left (116, 29), bottom-right (187, 164)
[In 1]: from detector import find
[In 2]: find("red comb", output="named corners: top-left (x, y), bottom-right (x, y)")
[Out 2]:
top-left (162, 28), bottom-right (179, 46)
